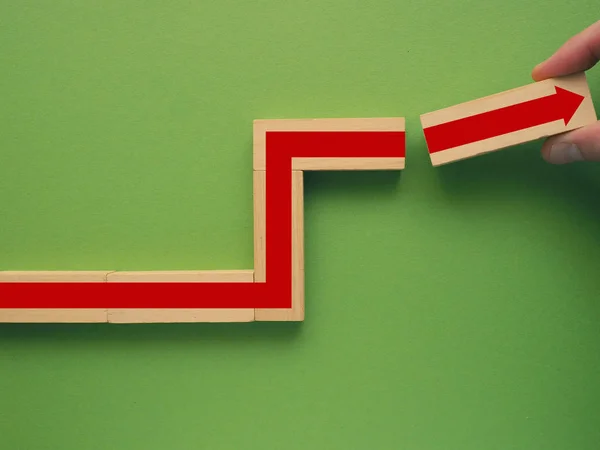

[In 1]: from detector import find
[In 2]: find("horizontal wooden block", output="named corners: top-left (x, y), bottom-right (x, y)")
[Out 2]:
top-left (106, 270), bottom-right (254, 283)
top-left (108, 309), bottom-right (254, 323)
top-left (0, 309), bottom-right (108, 323)
top-left (420, 73), bottom-right (597, 166)
top-left (0, 271), bottom-right (112, 282)
top-left (0, 272), bottom-right (109, 322)
top-left (106, 271), bottom-right (255, 322)
top-left (254, 117), bottom-right (405, 171)
top-left (292, 157), bottom-right (405, 171)
top-left (255, 171), bottom-right (304, 321)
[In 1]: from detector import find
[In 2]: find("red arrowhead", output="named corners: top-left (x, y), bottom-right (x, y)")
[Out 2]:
top-left (554, 86), bottom-right (585, 125)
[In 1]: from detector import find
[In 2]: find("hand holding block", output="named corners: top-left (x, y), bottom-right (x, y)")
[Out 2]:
top-left (420, 73), bottom-right (597, 166)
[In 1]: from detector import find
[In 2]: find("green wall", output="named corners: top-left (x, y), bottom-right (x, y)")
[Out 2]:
top-left (2, 1), bottom-right (600, 448)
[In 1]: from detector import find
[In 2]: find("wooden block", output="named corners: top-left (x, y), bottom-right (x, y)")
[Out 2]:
top-left (420, 72), bottom-right (597, 166)
top-left (253, 117), bottom-right (405, 171)
top-left (0, 271), bottom-right (112, 282)
top-left (108, 308), bottom-right (254, 323)
top-left (0, 272), bottom-right (105, 322)
top-left (292, 157), bottom-right (405, 171)
top-left (0, 271), bottom-right (111, 322)
top-left (106, 270), bottom-right (253, 282)
top-left (107, 270), bottom-right (254, 323)
top-left (255, 171), bottom-right (304, 321)
top-left (0, 309), bottom-right (108, 323)
top-left (253, 171), bottom-right (266, 283)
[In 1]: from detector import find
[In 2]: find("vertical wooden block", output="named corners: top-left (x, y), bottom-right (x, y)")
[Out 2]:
top-left (255, 171), bottom-right (304, 321)
top-left (0, 271), bottom-right (111, 323)
top-left (107, 270), bottom-right (254, 323)
top-left (420, 72), bottom-right (597, 166)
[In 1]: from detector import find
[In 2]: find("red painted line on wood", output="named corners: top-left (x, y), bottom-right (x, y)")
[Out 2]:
top-left (0, 130), bottom-right (405, 308)
top-left (424, 87), bottom-right (584, 154)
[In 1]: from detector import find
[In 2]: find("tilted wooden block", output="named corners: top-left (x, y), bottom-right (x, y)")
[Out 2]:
top-left (253, 118), bottom-right (406, 171)
top-left (255, 171), bottom-right (304, 321)
top-left (420, 72), bottom-right (597, 166)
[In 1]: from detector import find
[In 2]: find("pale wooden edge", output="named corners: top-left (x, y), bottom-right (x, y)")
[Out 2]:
top-left (292, 171), bottom-right (305, 321)
top-left (253, 171), bottom-right (266, 282)
top-left (106, 270), bottom-right (254, 282)
top-left (292, 157), bottom-right (405, 171)
top-left (108, 309), bottom-right (254, 323)
top-left (255, 171), bottom-right (304, 321)
top-left (420, 73), bottom-right (594, 128)
top-left (0, 309), bottom-right (108, 323)
top-left (0, 271), bottom-right (113, 282)
top-left (253, 117), bottom-right (406, 170)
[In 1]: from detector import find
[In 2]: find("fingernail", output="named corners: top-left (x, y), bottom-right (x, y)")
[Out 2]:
top-left (549, 142), bottom-right (583, 163)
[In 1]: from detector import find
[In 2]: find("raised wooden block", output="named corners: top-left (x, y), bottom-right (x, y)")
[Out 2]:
top-left (106, 270), bottom-right (254, 323)
top-left (255, 171), bottom-right (304, 321)
top-left (253, 171), bottom-right (266, 283)
top-left (420, 72), bottom-right (597, 166)
top-left (253, 117), bottom-right (406, 171)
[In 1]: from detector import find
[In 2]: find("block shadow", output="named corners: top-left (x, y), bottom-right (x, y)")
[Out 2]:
top-left (432, 140), bottom-right (600, 227)
top-left (431, 139), bottom-right (600, 316)
top-left (0, 320), bottom-right (303, 347)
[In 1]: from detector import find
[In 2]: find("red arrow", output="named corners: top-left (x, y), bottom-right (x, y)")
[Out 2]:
top-left (424, 86), bottom-right (585, 154)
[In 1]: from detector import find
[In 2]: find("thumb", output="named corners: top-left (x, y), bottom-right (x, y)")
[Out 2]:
top-left (541, 121), bottom-right (600, 164)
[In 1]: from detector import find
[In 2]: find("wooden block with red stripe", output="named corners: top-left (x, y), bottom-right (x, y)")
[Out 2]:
top-left (420, 72), bottom-right (597, 166)
top-left (253, 118), bottom-right (406, 171)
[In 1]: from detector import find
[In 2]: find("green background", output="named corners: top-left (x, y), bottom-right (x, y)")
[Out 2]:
top-left (1, 1), bottom-right (600, 449)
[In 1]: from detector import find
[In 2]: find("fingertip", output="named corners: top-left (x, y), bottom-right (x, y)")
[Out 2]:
top-left (540, 138), bottom-right (554, 163)
top-left (531, 62), bottom-right (548, 81)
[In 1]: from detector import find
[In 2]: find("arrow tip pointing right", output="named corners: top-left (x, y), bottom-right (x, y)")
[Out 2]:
top-left (555, 86), bottom-right (585, 126)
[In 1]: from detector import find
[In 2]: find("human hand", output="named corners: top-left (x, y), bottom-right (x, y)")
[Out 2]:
top-left (532, 20), bottom-right (600, 164)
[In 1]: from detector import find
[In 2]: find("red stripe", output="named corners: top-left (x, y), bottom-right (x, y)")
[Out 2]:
top-left (269, 130), bottom-right (406, 158)
top-left (1, 130), bottom-right (405, 308)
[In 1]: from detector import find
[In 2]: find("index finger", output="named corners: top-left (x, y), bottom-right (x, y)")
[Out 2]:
top-left (532, 20), bottom-right (600, 81)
